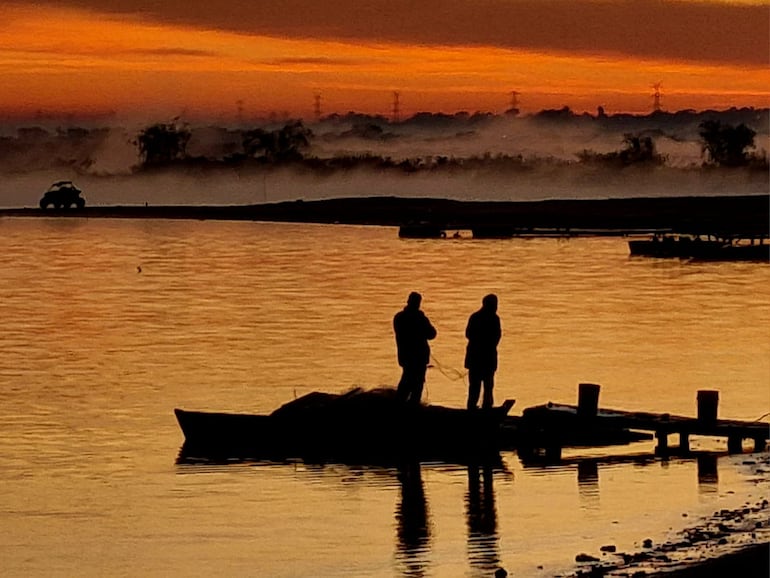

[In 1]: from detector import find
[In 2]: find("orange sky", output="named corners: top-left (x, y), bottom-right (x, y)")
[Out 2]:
top-left (1, 1), bottom-right (768, 121)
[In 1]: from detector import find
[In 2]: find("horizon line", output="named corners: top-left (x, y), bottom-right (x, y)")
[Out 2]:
top-left (0, 104), bottom-right (768, 127)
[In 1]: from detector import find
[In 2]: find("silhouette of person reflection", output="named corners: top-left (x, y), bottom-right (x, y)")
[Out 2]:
top-left (395, 461), bottom-right (431, 576)
top-left (466, 463), bottom-right (501, 573)
top-left (465, 294), bottom-right (502, 409)
top-left (394, 292), bottom-right (437, 405)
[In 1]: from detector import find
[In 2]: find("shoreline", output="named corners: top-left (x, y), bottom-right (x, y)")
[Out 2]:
top-left (0, 194), bottom-right (768, 237)
top-left (565, 452), bottom-right (770, 577)
top-left (646, 543), bottom-right (769, 577)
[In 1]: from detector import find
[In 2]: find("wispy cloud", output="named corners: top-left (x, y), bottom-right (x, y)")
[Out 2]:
top-left (129, 48), bottom-right (218, 58)
top-left (9, 0), bottom-right (769, 66)
top-left (267, 56), bottom-right (371, 67)
top-left (0, 1), bottom-right (766, 117)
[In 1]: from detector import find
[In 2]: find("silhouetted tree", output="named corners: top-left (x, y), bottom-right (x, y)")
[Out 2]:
top-left (699, 120), bottom-right (756, 167)
top-left (618, 134), bottom-right (658, 164)
top-left (534, 106), bottom-right (576, 121)
top-left (577, 133), bottom-right (663, 166)
top-left (135, 121), bottom-right (191, 166)
top-left (242, 121), bottom-right (312, 162)
top-left (344, 123), bottom-right (384, 139)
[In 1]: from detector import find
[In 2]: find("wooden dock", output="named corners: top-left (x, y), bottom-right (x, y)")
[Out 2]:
top-left (519, 384), bottom-right (769, 459)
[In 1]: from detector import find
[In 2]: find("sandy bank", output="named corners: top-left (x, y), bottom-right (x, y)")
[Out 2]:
top-left (645, 542), bottom-right (769, 577)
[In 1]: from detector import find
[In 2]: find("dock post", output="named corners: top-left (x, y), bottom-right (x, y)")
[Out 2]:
top-left (577, 383), bottom-right (601, 418)
top-left (697, 390), bottom-right (719, 425)
top-left (655, 430), bottom-right (669, 454)
top-left (727, 436), bottom-right (743, 453)
top-left (545, 444), bottom-right (562, 461)
top-left (679, 432), bottom-right (690, 453)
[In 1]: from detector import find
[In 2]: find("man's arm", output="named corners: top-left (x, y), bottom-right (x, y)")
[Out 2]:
top-left (424, 314), bottom-right (437, 340)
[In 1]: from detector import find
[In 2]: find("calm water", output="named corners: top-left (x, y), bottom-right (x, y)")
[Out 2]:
top-left (0, 217), bottom-right (768, 577)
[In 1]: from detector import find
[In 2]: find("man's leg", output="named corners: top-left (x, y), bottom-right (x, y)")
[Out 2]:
top-left (397, 369), bottom-right (410, 401)
top-left (467, 370), bottom-right (481, 409)
top-left (410, 365), bottom-right (427, 405)
top-left (482, 372), bottom-right (495, 408)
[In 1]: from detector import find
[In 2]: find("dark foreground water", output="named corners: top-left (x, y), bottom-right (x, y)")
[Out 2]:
top-left (0, 218), bottom-right (767, 577)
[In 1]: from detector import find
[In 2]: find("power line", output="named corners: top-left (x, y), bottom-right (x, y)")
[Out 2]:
top-left (652, 83), bottom-right (662, 112)
top-left (313, 93), bottom-right (322, 121)
top-left (392, 91), bottom-right (400, 123)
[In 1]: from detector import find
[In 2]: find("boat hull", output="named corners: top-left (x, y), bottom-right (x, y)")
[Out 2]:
top-left (175, 389), bottom-right (515, 463)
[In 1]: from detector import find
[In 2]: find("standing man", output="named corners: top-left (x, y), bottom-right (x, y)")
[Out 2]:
top-left (394, 292), bottom-right (437, 405)
top-left (464, 294), bottom-right (501, 410)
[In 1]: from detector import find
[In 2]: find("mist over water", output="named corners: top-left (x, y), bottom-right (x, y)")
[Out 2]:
top-left (0, 109), bottom-right (767, 208)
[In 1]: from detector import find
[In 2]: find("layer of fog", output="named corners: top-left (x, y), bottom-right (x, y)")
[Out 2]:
top-left (0, 110), bottom-right (767, 208)
top-left (4, 163), bottom-right (766, 210)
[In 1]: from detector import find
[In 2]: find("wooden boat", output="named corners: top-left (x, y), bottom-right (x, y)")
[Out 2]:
top-left (175, 387), bottom-right (515, 462)
top-left (629, 235), bottom-right (769, 262)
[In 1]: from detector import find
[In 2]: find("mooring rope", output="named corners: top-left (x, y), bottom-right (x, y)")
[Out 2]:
top-left (429, 354), bottom-right (468, 384)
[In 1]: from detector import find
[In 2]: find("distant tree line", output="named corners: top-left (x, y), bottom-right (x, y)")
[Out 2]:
top-left (0, 108), bottom-right (765, 174)
top-left (577, 121), bottom-right (762, 168)
top-left (134, 120), bottom-right (313, 167)
top-left (577, 134), bottom-right (666, 166)
top-left (134, 121), bottom-right (190, 165)
top-left (698, 120), bottom-right (758, 167)
top-left (132, 116), bottom-right (764, 172)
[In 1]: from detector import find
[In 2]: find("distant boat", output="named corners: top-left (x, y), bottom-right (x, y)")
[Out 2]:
top-left (398, 223), bottom-right (517, 239)
top-left (629, 235), bottom-right (769, 262)
top-left (175, 388), bottom-right (515, 463)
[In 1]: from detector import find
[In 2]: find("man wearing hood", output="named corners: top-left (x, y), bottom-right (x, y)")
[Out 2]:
top-left (393, 292), bottom-right (437, 405)
top-left (465, 294), bottom-right (502, 409)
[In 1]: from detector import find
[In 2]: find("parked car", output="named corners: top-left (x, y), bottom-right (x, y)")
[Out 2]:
top-left (39, 181), bottom-right (86, 209)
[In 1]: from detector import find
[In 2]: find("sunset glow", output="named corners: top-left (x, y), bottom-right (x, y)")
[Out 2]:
top-left (1, 1), bottom-right (768, 120)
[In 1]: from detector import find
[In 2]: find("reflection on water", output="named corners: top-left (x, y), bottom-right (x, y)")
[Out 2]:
top-left (395, 462), bottom-right (431, 577)
top-left (172, 449), bottom-right (736, 577)
top-left (577, 460), bottom-right (600, 510)
top-left (466, 463), bottom-right (501, 574)
top-left (697, 454), bottom-right (719, 492)
top-left (0, 219), bottom-right (767, 577)
top-left (525, 449), bottom-right (730, 507)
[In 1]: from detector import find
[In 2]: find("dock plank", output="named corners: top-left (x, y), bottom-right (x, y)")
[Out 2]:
top-left (522, 402), bottom-right (769, 454)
